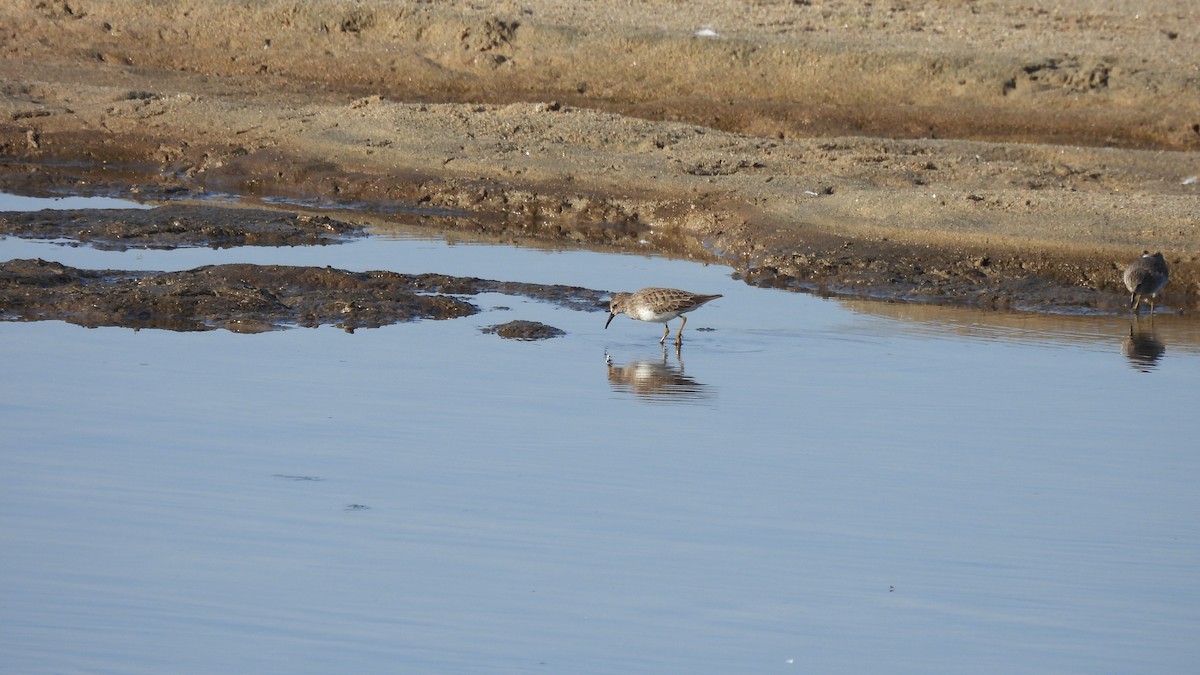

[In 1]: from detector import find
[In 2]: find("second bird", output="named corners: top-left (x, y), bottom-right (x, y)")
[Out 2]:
top-left (1123, 251), bottom-right (1169, 315)
top-left (605, 287), bottom-right (722, 345)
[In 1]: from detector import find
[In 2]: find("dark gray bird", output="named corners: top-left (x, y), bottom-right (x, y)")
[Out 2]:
top-left (1123, 251), bottom-right (1169, 315)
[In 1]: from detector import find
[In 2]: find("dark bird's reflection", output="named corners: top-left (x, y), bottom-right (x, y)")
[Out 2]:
top-left (1121, 320), bottom-right (1166, 372)
top-left (605, 346), bottom-right (714, 403)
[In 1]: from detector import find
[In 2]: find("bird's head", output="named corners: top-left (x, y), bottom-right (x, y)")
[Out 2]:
top-left (605, 293), bottom-right (630, 329)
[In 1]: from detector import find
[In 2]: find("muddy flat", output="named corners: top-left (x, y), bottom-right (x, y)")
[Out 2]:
top-left (0, 257), bottom-right (606, 333)
top-left (0, 204), bottom-right (364, 250)
top-left (1, 0), bottom-right (1198, 313)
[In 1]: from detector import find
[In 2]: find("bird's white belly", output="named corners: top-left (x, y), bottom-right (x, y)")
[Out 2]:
top-left (630, 307), bottom-right (676, 323)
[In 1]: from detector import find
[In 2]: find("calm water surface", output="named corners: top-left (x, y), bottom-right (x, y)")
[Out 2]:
top-left (2, 195), bottom-right (1198, 673)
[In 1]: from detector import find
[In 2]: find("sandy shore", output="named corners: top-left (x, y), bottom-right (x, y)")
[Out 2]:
top-left (1, 0), bottom-right (1197, 312)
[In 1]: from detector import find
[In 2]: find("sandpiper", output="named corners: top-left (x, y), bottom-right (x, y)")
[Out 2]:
top-left (1123, 251), bottom-right (1169, 315)
top-left (604, 287), bottom-right (722, 345)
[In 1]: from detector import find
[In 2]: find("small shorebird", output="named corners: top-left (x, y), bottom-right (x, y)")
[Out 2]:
top-left (1123, 251), bottom-right (1169, 315)
top-left (604, 287), bottom-right (722, 345)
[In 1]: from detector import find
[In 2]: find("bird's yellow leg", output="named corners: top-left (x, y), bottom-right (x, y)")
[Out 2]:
top-left (660, 323), bottom-right (670, 344)
top-left (675, 315), bottom-right (688, 345)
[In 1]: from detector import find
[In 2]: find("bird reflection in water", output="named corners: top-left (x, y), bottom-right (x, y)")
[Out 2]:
top-left (605, 345), bottom-right (714, 403)
top-left (1121, 320), bottom-right (1165, 372)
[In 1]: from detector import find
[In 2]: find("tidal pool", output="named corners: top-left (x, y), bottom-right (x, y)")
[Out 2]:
top-left (2, 194), bottom-right (1198, 673)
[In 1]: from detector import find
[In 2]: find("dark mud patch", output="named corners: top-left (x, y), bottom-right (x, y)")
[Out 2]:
top-left (0, 259), bottom-right (608, 333)
top-left (0, 203), bottom-right (365, 250)
top-left (481, 320), bottom-right (566, 340)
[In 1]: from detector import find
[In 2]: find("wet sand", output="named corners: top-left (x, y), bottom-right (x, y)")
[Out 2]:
top-left (1, 0), bottom-right (1198, 314)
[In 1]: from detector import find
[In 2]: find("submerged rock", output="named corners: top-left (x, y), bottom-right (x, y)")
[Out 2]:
top-left (481, 320), bottom-right (566, 340)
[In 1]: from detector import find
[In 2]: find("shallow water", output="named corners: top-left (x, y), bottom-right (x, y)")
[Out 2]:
top-left (2, 193), bottom-right (1199, 673)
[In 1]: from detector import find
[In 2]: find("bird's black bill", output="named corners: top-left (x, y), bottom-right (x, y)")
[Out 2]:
top-left (604, 312), bottom-right (616, 329)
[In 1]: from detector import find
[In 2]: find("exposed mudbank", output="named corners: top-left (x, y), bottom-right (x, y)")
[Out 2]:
top-left (0, 204), bottom-right (365, 250)
top-left (0, 258), bottom-right (607, 333)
